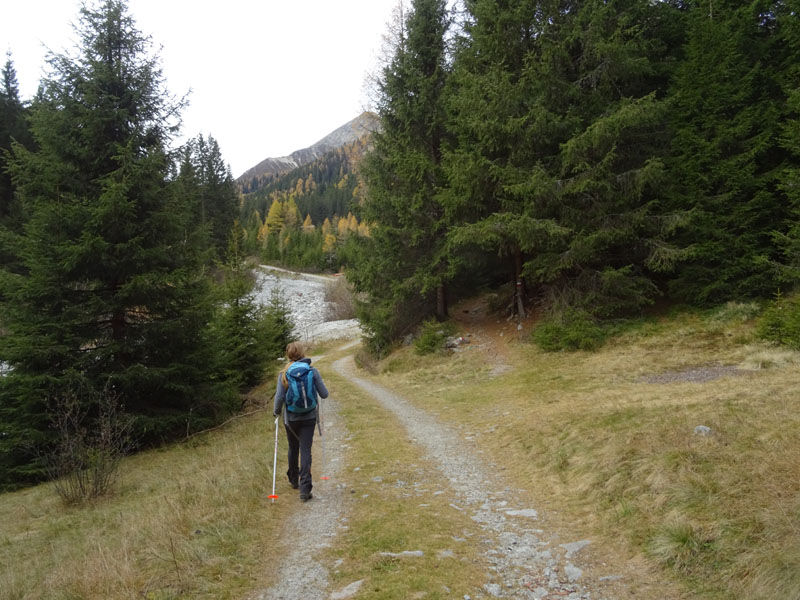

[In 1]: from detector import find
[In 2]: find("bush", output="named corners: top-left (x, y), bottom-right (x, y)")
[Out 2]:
top-left (757, 291), bottom-right (800, 350)
top-left (413, 319), bottom-right (456, 355)
top-left (46, 384), bottom-right (134, 505)
top-left (532, 308), bottom-right (608, 352)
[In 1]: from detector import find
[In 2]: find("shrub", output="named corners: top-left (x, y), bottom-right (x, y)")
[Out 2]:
top-left (46, 384), bottom-right (134, 505)
top-left (413, 320), bottom-right (456, 355)
top-left (532, 308), bottom-right (608, 352)
top-left (757, 291), bottom-right (800, 350)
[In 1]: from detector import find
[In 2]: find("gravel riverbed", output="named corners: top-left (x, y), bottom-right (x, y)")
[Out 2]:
top-left (252, 266), bottom-right (362, 343)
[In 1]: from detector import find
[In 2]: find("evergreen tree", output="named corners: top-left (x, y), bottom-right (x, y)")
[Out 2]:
top-left (0, 53), bottom-right (33, 273)
top-left (666, 0), bottom-right (793, 303)
top-left (210, 222), bottom-right (289, 391)
top-left (445, 0), bottom-right (685, 319)
top-left (351, 0), bottom-right (452, 351)
top-left (778, 0), bottom-right (800, 276)
top-left (191, 134), bottom-right (238, 259)
top-left (0, 0), bottom-right (226, 487)
top-left (443, 0), bottom-right (564, 316)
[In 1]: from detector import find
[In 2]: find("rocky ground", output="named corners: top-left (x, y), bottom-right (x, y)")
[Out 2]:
top-left (252, 266), bottom-right (362, 344)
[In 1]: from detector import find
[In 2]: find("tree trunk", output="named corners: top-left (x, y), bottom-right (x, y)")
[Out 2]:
top-left (512, 246), bottom-right (527, 318)
top-left (435, 282), bottom-right (448, 321)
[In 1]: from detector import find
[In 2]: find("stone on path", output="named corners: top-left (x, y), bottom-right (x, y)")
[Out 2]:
top-left (379, 550), bottom-right (425, 558)
top-left (565, 562), bottom-right (583, 582)
top-left (505, 508), bottom-right (538, 518)
top-left (560, 540), bottom-right (592, 558)
top-left (330, 579), bottom-right (364, 600)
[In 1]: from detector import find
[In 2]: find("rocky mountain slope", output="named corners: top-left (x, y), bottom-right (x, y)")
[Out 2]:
top-left (237, 112), bottom-right (379, 183)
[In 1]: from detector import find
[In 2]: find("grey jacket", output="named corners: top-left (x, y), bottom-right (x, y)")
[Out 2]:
top-left (273, 358), bottom-right (329, 423)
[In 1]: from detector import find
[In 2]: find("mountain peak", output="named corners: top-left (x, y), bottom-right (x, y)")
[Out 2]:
top-left (237, 112), bottom-right (379, 183)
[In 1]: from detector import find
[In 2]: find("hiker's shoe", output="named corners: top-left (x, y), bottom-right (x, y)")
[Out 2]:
top-left (291, 482), bottom-right (299, 489)
top-left (300, 492), bottom-right (313, 502)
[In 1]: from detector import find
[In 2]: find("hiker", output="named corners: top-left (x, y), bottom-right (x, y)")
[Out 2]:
top-left (273, 341), bottom-right (329, 501)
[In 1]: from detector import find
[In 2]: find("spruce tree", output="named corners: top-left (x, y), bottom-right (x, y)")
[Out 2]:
top-left (0, 53), bottom-right (33, 274)
top-left (443, 0), bottom-right (566, 316)
top-left (191, 134), bottom-right (238, 259)
top-left (666, 0), bottom-right (793, 303)
top-left (771, 0), bottom-right (800, 278)
top-left (0, 1), bottom-right (225, 487)
top-left (446, 0), bottom-right (685, 319)
top-left (351, 0), bottom-right (452, 351)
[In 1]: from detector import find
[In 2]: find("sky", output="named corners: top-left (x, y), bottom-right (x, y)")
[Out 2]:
top-left (1, 0), bottom-right (401, 178)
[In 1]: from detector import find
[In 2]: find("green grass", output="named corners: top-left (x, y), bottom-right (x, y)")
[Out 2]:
top-left (322, 357), bottom-right (487, 599)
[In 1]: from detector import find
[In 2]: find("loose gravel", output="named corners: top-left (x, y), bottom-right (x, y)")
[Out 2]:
top-left (252, 266), bottom-right (362, 343)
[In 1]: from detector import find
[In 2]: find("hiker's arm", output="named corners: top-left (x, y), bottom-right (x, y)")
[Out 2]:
top-left (313, 369), bottom-right (329, 399)
top-left (273, 376), bottom-right (285, 416)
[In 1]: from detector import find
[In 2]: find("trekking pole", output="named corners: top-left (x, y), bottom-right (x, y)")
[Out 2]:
top-left (268, 415), bottom-right (279, 502)
top-left (318, 401), bottom-right (329, 481)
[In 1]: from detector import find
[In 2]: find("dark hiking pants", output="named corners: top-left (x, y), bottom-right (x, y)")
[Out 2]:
top-left (285, 417), bottom-right (316, 495)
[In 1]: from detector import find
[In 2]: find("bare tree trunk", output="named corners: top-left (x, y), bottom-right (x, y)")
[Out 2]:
top-left (512, 246), bottom-right (527, 318)
top-left (435, 282), bottom-right (448, 321)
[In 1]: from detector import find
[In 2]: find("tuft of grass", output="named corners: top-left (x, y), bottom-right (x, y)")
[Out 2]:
top-left (738, 345), bottom-right (800, 370)
top-left (532, 308), bottom-right (608, 352)
top-left (648, 518), bottom-right (718, 574)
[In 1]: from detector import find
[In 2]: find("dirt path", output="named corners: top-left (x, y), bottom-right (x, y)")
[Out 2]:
top-left (330, 354), bottom-right (624, 600)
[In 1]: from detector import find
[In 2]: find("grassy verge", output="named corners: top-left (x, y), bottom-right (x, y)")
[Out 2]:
top-left (0, 383), bottom-right (285, 600)
top-left (367, 304), bottom-right (800, 599)
top-left (320, 356), bottom-right (488, 599)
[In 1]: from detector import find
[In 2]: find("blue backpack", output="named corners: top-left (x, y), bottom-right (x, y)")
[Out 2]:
top-left (284, 361), bottom-right (318, 414)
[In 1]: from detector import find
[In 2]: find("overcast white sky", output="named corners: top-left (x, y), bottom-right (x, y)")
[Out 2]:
top-left (1, 0), bottom-right (400, 177)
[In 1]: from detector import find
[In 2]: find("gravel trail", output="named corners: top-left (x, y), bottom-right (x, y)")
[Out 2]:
top-left (249, 269), bottom-right (638, 598)
top-left (331, 355), bottom-right (618, 600)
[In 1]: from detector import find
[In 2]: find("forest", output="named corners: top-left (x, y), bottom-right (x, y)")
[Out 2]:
top-left (343, 0), bottom-right (800, 355)
top-left (238, 139), bottom-right (372, 271)
top-left (0, 1), bottom-right (293, 490)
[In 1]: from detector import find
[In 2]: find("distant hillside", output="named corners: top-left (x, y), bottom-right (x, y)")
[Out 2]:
top-left (239, 136), bottom-right (371, 228)
top-left (237, 112), bottom-right (379, 185)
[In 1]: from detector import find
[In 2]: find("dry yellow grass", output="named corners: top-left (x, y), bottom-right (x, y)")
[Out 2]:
top-left (0, 383), bottom-right (286, 600)
top-left (370, 306), bottom-right (800, 599)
